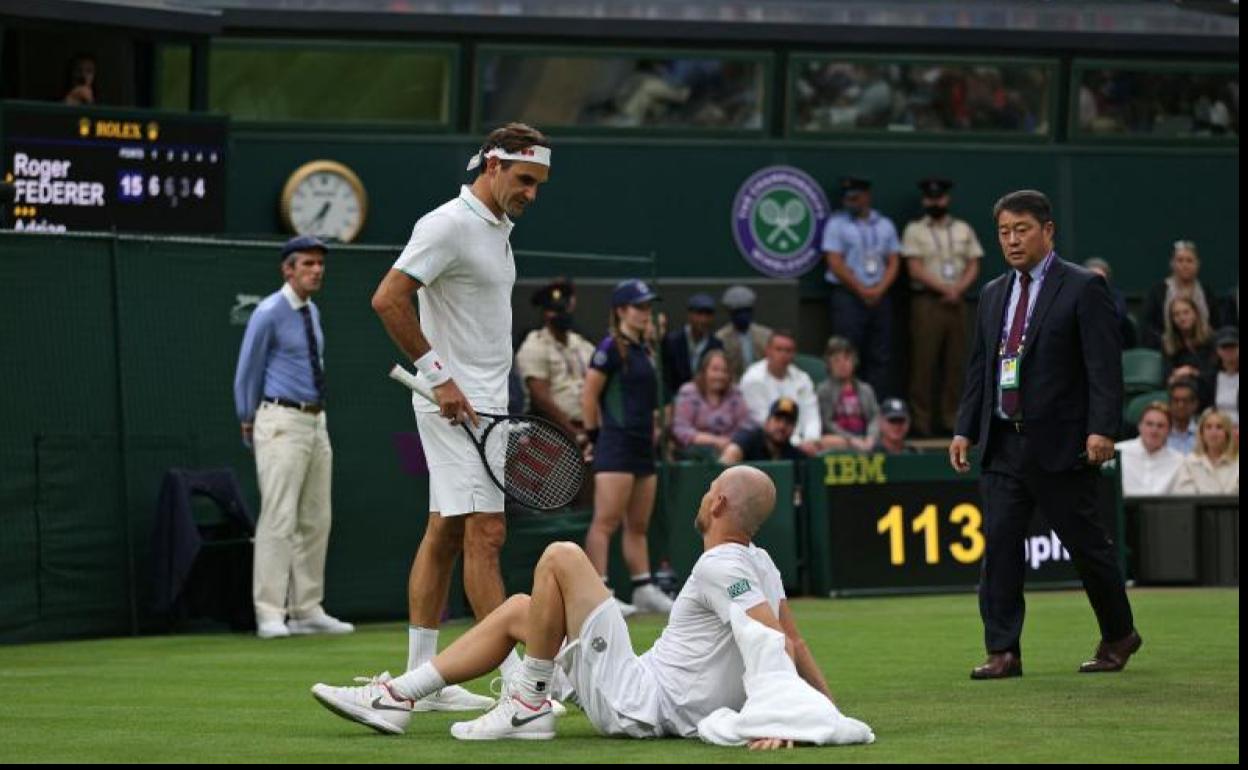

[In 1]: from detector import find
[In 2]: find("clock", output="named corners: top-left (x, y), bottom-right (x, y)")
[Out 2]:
top-left (280, 159), bottom-right (367, 243)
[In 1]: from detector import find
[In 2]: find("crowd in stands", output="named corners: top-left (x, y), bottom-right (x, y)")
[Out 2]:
top-left (509, 187), bottom-right (1237, 500)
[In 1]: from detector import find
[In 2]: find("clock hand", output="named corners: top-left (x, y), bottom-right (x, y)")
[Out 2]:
top-left (309, 201), bottom-right (331, 226)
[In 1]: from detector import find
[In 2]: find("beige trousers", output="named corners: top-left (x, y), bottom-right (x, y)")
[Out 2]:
top-left (252, 402), bottom-right (333, 624)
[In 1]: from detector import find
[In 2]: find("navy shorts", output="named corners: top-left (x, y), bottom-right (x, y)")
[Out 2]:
top-left (592, 429), bottom-right (656, 477)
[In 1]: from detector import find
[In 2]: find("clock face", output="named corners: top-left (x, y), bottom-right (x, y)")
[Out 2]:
top-left (282, 161), bottom-right (367, 242)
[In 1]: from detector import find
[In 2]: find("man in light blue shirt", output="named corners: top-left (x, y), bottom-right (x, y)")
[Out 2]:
top-left (233, 235), bottom-right (352, 640)
top-left (821, 177), bottom-right (901, 398)
top-left (1165, 378), bottom-right (1200, 455)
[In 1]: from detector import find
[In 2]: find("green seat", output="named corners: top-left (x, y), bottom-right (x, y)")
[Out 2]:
top-left (1122, 348), bottom-right (1163, 395)
top-left (1123, 389), bottom-right (1170, 436)
top-left (794, 352), bottom-right (828, 386)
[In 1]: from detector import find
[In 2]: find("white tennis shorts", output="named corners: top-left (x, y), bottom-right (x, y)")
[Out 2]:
top-left (557, 598), bottom-right (666, 739)
top-left (415, 410), bottom-right (505, 516)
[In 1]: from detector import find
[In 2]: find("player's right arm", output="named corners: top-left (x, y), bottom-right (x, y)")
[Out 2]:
top-left (371, 268), bottom-right (476, 426)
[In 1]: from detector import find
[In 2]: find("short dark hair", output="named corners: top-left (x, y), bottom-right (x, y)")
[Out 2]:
top-left (1169, 378), bottom-right (1200, 399)
top-left (992, 190), bottom-right (1053, 225)
top-left (476, 123), bottom-right (550, 176)
top-left (768, 329), bottom-right (797, 347)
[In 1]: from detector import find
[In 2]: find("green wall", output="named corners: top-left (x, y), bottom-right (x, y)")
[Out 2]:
top-left (226, 131), bottom-right (1240, 295)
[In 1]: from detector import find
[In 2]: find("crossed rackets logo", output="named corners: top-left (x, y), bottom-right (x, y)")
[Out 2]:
top-left (752, 190), bottom-right (812, 254)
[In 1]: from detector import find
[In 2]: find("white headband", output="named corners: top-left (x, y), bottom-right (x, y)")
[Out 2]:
top-left (466, 145), bottom-right (551, 171)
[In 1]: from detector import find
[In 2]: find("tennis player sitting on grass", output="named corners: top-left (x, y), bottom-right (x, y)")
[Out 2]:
top-left (313, 466), bottom-right (869, 748)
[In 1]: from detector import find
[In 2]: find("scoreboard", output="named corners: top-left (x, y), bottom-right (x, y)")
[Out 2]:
top-left (2, 101), bottom-right (227, 234)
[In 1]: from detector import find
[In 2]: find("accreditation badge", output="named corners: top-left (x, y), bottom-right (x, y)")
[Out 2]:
top-left (940, 260), bottom-right (958, 282)
top-left (863, 254), bottom-right (882, 278)
top-left (999, 356), bottom-right (1021, 390)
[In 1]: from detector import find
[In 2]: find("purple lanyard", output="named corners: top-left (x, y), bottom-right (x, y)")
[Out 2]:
top-left (998, 251), bottom-right (1056, 353)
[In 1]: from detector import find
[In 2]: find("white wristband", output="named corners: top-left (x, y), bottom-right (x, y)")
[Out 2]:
top-left (414, 350), bottom-right (452, 387)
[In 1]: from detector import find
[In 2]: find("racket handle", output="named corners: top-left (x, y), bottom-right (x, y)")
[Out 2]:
top-left (388, 364), bottom-right (438, 405)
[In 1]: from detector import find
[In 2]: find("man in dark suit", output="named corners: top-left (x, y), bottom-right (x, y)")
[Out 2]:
top-left (950, 190), bottom-right (1141, 680)
top-left (660, 292), bottom-right (723, 398)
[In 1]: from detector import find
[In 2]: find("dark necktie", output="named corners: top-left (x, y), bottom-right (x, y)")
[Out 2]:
top-left (299, 305), bottom-right (326, 402)
top-left (1001, 272), bottom-right (1031, 419)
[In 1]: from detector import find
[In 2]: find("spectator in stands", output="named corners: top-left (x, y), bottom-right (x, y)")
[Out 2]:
top-left (817, 335), bottom-right (879, 452)
top-left (821, 176), bottom-right (902, 397)
top-left (1170, 409), bottom-right (1239, 495)
top-left (903, 177), bottom-right (984, 436)
top-left (739, 329), bottom-right (822, 455)
top-left (1203, 327), bottom-right (1239, 426)
top-left (1141, 240), bottom-right (1221, 349)
top-left (715, 285), bottom-right (772, 382)
top-left (660, 292), bottom-right (723, 398)
top-left (872, 398), bottom-right (920, 455)
top-left (1083, 257), bottom-right (1138, 349)
top-left (62, 53), bottom-right (96, 105)
top-left (1161, 296), bottom-right (1215, 388)
top-left (719, 397), bottom-right (807, 464)
top-left (1167, 378), bottom-right (1201, 455)
top-left (516, 280), bottom-right (596, 444)
top-left (1115, 402), bottom-right (1184, 497)
top-left (670, 349), bottom-right (753, 460)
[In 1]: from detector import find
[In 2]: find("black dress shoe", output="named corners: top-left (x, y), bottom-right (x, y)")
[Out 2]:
top-left (971, 651), bottom-right (1022, 680)
top-left (1079, 629), bottom-right (1143, 673)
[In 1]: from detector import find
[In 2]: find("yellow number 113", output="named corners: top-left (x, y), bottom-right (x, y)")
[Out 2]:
top-left (876, 503), bottom-right (986, 566)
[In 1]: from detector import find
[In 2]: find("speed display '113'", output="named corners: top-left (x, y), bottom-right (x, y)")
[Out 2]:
top-left (3, 101), bottom-right (227, 234)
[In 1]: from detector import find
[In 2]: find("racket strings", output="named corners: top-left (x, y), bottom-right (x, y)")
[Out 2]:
top-left (501, 418), bottom-right (584, 510)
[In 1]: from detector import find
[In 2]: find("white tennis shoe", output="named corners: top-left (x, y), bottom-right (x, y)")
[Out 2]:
top-left (288, 612), bottom-right (354, 635)
top-left (413, 684), bottom-right (496, 712)
top-left (311, 672), bottom-right (413, 735)
top-left (631, 584), bottom-right (675, 614)
top-left (450, 693), bottom-right (555, 741)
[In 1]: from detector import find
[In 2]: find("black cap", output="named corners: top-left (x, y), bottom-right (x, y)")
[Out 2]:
top-left (840, 176), bottom-right (871, 196)
top-left (769, 397), bottom-right (799, 422)
top-left (1215, 326), bottom-right (1239, 347)
top-left (880, 398), bottom-right (910, 420)
top-left (531, 278), bottom-right (575, 311)
top-left (687, 293), bottom-right (715, 312)
top-left (281, 235), bottom-right (329, 261)
top-left (918, 177), bottom-right (953, 197)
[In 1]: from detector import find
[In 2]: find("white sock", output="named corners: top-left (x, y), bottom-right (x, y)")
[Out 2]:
top-left (515, 657), bottom-right (555, 707)
top-left (500, 648), bottom-right (523, 682)
top-left (390, 661), bottom-right (446, 702)
top-left (408, 626), bottom-right (439, 672)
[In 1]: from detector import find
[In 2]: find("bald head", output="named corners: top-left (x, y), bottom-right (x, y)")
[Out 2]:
top-left (715, 466), bottom-right (777, 537)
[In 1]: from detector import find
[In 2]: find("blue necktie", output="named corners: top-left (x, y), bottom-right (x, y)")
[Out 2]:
top-left (299, 305), bottom-right (326, 402)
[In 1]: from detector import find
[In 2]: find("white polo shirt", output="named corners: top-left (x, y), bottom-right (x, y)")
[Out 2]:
top-left (394, 186), bottom-right (516, 412)
top-left (739, 360), bottom-right (822, 445)
top-left (1114, 437), bottom-right (1184, 497)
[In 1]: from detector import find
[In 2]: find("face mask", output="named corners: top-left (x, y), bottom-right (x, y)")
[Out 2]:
top-left (924, 204), bottom-right (948, 219)
top-left (731, 308), bottom-right (753, 332)
top-left (843, 204), bottom-right (863, 217)
top-left (551, 311), bottom-right (574, 332)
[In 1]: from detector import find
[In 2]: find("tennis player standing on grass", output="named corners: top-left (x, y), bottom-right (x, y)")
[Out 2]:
top-left (364, 123), bottom-right (552, 717)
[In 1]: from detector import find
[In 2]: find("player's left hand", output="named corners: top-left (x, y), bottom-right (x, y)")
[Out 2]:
top-left (1085, 434), bottom-right (1115, 465)
top-left (748, 738), bottom-right (795, 751)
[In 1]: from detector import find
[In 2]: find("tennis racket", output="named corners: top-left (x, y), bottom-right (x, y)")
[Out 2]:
top-left (388, 364), bottom-right (586, 511)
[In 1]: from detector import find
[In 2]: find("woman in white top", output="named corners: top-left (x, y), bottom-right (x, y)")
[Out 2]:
top-left (1170, 409), bottom-right (1239, 495)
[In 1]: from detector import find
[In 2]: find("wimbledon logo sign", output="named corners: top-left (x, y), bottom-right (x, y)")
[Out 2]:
top-left (731, 165), bottom-right (830, 278)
